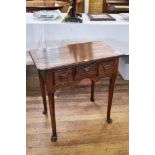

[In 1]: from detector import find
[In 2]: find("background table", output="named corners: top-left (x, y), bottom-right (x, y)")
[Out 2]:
top-left (26, 0), bottom-right (68, 12)
top-left (26, 13), bottom-right (129, 79)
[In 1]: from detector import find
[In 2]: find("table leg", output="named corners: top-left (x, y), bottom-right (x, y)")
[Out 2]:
top-left (90, 80), bottom-right (95, 102)
top-left (107, 75), bottom-right (117, 124)
top-left (45, 71), bottom-right (57, 142)
top-left (38, 72), bottom-right (47, 114)
top-left (47, 92), bottom-right (57, 142)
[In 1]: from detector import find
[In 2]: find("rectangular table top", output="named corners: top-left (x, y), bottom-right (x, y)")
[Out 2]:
top-left (29, 41), bottom-right (121, 70)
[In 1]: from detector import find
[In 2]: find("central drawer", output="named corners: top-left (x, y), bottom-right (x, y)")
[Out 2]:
top-left (75, 63), bottom-right (97, 80)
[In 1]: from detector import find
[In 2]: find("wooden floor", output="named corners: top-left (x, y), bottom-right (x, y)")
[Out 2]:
top-left (26, 65), bottom-right (129, 155)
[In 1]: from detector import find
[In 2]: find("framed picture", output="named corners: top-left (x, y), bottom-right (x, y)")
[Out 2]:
top-left (87, 13), bottom-right (116, 21)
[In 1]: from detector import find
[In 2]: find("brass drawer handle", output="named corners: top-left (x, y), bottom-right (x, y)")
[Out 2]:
top-left (82, 66), bottom-right (91, 72)
top-left (103, 64), bottom-right (110, 70)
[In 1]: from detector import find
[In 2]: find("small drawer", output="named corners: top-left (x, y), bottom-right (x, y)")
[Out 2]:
top-left (98, 60), bottom-right (114, 77)
top-left (75, 63), bottom-right (97, 80)
top-left (54, 68), bottom-right (73, 85)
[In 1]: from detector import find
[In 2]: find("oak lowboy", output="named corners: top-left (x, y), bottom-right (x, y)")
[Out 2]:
top-left (29, 41), bottom-right (122, 142)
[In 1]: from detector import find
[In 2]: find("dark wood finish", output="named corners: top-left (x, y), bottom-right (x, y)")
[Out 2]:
top-left (38, 71), bottom-right (47, 114)
top-left (30, 41), bottom-right (119, 70)
top-left (105, 0), bottom-right (129, 13)
top-left (98, 59), bottom-right (114, 77)
top-left (46, 71), bottom-right (57, 141)
top-left (54, 68), bottom-right (73, 85)
top-left (26, 0), bottom-right (68, 12)
top-left (107, 58), bottom-right (119, 123)
top-left (75, 63), bottom-right (97, 80)
top-left (90, 80), bottom-right (95, 102)
top-left (29, 41), bottom-right (122, 142)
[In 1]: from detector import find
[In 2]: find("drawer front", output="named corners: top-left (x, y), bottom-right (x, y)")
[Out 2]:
top-left (98, 60), bottom-right (114, 77)
top-left (75, 63), bottom-right (97, 80)
top-left (54, 68), bottom-right (73, 85)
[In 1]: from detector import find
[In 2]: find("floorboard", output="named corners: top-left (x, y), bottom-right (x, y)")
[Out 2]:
top-left (26, 65), bottom-right (129, 155)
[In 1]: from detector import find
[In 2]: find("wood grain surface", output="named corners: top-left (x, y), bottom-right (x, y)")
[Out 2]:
top-left (29, 41), bottom-right (121, 70)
